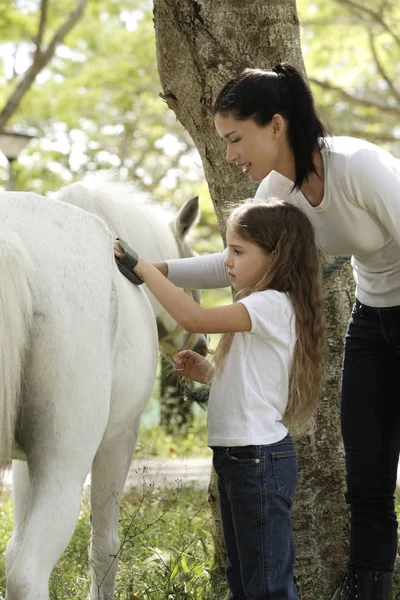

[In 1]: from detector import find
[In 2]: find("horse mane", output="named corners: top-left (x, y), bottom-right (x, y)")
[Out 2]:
top-left (55, 172), bottom-right (180, 261)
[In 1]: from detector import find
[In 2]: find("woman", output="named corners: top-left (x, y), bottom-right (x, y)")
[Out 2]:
top-left (152, 64), bottom-right (399, 599)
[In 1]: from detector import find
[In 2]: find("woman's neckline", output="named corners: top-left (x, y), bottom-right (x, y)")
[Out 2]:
top-left (299, 149), bottom-right (325, 208)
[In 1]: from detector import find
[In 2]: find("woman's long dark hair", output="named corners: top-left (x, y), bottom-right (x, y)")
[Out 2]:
top-left (213, 64), bottom-right (328, 190)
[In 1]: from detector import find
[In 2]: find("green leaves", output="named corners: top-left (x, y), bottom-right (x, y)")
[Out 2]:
top-left (298, 0), bottom-right (400, 154)
top-left (0, 0), bottom-right (204, 206)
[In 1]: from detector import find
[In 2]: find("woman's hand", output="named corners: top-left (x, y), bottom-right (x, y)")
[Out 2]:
top-left (173, 349), bottom-right (214, 384)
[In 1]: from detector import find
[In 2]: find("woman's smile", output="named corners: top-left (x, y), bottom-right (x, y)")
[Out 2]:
top-left (236, 161), bottom-right (251, 175)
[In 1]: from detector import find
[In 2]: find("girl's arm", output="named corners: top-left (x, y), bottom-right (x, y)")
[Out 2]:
top-left (116, 244), bottom-right (251, 334)
top-left (138, 258), bottom-right (250, 334)
top-left (152, 261), bottom-right (168, 277)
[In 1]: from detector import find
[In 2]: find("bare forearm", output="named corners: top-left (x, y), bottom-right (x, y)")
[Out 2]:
top-left (138, 260), bottom-right (205, 332)
top-left (116, 244), bottom-right (251, 335)
top-left (152, 261), bottom-right (168, 277)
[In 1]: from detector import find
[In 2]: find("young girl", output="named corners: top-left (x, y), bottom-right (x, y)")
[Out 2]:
top-left (152, 64), bottom-right (400, 599)
top-left (115, 199), bottom-right (324, 600)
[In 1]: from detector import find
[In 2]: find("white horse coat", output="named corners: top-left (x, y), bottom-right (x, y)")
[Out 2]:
top-left (0, 191), bottom-right (158, 599)
top-left (56, 178), bottom-right (205, 357)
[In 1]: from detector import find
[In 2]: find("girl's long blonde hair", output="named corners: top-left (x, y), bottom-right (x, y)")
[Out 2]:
top-left (213, 200), bottom-right (325, 433)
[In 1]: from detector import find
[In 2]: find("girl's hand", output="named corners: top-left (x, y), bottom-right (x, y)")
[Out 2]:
top-left (114, 239), bottom-right (146, 278)
top-left (173, 349), bottom-right (214, 384)
top-left (114, 240), bottom-right (123, 258)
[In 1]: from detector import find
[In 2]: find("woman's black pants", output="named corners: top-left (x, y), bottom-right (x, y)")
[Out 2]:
top-left (341, 299), bottom-right (400, 571)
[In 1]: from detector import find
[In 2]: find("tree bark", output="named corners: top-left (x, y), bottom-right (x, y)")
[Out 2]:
top-left (154, 1), bottom-right (352, 595)
top-left (154, 0), bottom-right (305, 231)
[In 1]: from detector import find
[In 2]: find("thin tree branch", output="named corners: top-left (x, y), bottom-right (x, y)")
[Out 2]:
top-left (308, 77), bottom-right (400, 117)
top-left (301, 16), bottom-right (370, 27)
top-left (377, 0), bottom-right (392, 19)
top-left (335, 0), bottom-right (400, 47)
top-left (11, 46), bottom-right (18, 81)
top-left (368, 31), bottom-right (400, 102)
top-left (0, 0), bottom-right (89, 132)
top-left (40, 0), bottom-right (88, 65)
top-left (347, 129), bottom-right (400, 144)
top-left (151, 149), bottom-right (187, 189)
top-left (35, 0), bottom-right (49, 54)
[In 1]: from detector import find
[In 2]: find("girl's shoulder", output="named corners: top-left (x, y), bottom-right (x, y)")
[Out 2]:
top-left (240, 290), bottom-right (293, 319)
top-left (249, 289), bottom-right (290, 303)
top-left (239, 291), bottom-right (294, 338)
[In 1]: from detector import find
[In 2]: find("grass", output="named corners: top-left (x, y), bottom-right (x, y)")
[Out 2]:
top-left (0, 410), bottom-right (223, 599)
top-left (0, 481), bottom-right (227, 599)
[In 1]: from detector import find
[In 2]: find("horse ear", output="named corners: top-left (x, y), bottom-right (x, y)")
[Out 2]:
top-left (174, 196), bottom-right (200, 239)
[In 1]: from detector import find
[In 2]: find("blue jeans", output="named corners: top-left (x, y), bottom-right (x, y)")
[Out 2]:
top-left (341, 299), bottom-right (400, 571)
top-left (212, 434), bottom-right (299, 599)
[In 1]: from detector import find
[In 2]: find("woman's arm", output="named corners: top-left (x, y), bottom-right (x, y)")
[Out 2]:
top-left (115, 243), bottom-right (250, 334)
top-left (165, 252), bottom-right (231, 289)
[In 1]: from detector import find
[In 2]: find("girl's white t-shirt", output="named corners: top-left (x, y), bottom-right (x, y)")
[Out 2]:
top-left (207, 289), bottom-right (296, 447)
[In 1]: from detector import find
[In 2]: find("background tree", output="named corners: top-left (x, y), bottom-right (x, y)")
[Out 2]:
top-left (298, 0), bottom-right (400, 153)
top-left (153, 0), bottom-right (353, 596)
top-left (2, 1), bottom-right (398, 195)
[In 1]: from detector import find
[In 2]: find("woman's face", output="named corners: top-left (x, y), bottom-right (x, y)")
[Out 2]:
top-left (214, 112), bottom-right (280, 182)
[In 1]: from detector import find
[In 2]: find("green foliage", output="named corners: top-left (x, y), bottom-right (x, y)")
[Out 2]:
top-left (297, 0), bottom-right (400, 154)
top-left (0, 2), bottom-right (37, 42)
top-left (2, 0), bottom-right (399, 238)
top-left (0, 0), bottom-right (225, 259)
top-left (136, 407), bottom-right (211, 459)
top-left (0, 0), bottom-right (204, 207)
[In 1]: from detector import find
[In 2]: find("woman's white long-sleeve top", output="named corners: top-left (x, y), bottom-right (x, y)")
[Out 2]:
top-left (167, 136), bottom-right (400, 307)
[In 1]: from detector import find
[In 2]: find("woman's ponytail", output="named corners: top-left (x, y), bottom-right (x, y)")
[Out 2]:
top-left (272, 64), bottom-right (328, 190)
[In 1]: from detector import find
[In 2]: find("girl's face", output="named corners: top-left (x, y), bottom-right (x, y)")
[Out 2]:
top-left (214, 112), bottom-right (280, 182)
top-left (224, 226), bottom-right (273, 291)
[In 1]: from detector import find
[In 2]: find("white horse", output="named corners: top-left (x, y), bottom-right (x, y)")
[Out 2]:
top-left (0, 183), bottom-right (202, 599)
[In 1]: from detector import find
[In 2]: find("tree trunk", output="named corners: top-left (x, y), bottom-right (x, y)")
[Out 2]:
top-left (154, 1), bottom-right (352, 595)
